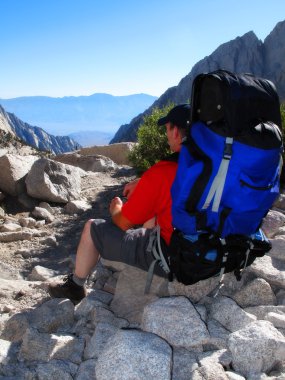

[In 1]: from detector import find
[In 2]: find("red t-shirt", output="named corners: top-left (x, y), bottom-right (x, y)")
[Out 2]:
top-left (122, 160), bottom-right (178, 245)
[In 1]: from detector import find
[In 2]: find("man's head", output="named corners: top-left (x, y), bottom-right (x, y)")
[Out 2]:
top-left (157, 104), bottom-right (191, 129)
top-left (157, 104), bottom-right (191, 152)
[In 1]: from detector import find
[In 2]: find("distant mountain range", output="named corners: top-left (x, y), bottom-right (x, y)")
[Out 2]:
top-left (68, 130), bottom-right (114, 147)
top-left (0, 93), bottom-right (157, 145)
top-left (1, 20), bottom-right (284, 148)
top-left (0, 105), bottom-right (79, 154)
top-left (111, 20), bottom-right (285, 143)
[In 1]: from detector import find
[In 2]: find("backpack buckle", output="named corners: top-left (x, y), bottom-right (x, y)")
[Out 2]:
top-left (223, 137), bottom-right (233, 159)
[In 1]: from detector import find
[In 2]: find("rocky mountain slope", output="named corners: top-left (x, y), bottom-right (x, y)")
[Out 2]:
top-left (111, 20), bottom-right (285, 143)
top-left (0, 144), bottom-right (284, 379)
top-left (0, 105), bottom-right (79, 155)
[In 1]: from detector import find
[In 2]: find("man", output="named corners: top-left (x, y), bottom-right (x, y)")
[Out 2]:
top-left (49, 104), bottom-right (190, 302)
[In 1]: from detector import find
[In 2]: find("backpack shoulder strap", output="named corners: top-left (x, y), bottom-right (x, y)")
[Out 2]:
top-left (161, 152), bottom-right (179, 162)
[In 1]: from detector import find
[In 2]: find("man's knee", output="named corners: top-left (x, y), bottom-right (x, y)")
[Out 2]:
top-left (82, 219), bottom-right (94, 237)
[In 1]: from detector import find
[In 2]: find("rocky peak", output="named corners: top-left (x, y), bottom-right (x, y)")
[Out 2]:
top-left (0, 105), bottom-right (15, 135)
top-left (264, 20), bottom-right (285, 99)
top-left (111, 20), bottom-right (285, 143)
top-left (0, 104), bottom-right (80, 155)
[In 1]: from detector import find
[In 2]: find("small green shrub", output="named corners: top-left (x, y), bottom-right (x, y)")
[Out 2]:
top-left (128, 104), bottom-right (174, 175)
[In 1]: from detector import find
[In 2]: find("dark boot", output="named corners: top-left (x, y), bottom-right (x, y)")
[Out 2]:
top-left (48, 274), bottom-right (87, 303)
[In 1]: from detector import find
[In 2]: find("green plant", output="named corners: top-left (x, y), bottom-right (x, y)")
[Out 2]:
top-left (128, 104), bottom-right (174, 174)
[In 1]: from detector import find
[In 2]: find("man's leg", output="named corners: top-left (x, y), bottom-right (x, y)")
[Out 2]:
top-left (74, 219), bottom-right (100, 280)
top-left (49, 219), bottom-right (167, 303)
top-left (48, 219), bottom-right (100, 303)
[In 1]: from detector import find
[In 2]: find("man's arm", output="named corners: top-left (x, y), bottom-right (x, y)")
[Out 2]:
top-left (123, 179), bottom-right (156, 228)
top-left (109, 197), bottom-right (134, 231)
top-left (123, 178), bottom-right (140, 199)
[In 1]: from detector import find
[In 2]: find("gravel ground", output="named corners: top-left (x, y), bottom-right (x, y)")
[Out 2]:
top-left (0, 167), bottom-right (136, 314)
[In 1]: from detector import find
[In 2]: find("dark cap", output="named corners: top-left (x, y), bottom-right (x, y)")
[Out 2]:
top-left (157, 104), bottom-right (191, 129)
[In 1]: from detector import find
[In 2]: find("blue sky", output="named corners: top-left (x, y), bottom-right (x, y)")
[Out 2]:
top-left (1, 0), bottom-right (285, 98)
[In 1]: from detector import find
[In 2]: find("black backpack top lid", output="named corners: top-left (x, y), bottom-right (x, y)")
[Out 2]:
top-left (191, 70), bottom-right (282, 136)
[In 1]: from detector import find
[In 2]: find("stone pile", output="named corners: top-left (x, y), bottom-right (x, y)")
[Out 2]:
top-left (1, 250), bottom-right (285, 380)
top-left (0, 147), bottom-right (284, 379)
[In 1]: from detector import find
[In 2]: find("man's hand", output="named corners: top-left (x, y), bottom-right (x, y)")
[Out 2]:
top-left (123, 178), bottom-right (140, 199)
top-left (110, 197), bottom-right (133, 231)
top-left (109, 197), bottom-right (123, 216)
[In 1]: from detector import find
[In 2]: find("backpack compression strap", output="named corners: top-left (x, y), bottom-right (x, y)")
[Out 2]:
top-left (202, 137), bottom-right (233, 212)
top-left (185, 136), bottom-right (213, 213)
top-left (145, 226), bottom-right (170, 294)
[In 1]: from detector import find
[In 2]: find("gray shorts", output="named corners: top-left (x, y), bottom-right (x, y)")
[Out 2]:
top-left (90, 219), bottom-right (168, 278)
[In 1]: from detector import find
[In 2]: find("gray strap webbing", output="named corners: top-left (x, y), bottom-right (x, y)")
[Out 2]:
top-left (241, 241), bottom-right (254, 273)
top-left (156, 226), bottom-right (170, 274)
top-left (212, 238), bottom-right (227, 298)
top-left (202, 137), bottom-right (233, 212)
top-left (278, 155), bottom-right (283, 177)
top-left (145, 226), bottom-right (170, 294)
top-left (145, 258), bottom-right (159, 294)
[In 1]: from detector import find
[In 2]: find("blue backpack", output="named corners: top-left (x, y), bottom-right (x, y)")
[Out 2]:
top-left (169, 70), bottom-right (283, 286)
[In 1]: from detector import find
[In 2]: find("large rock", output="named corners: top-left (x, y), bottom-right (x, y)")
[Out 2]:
top-left (76, 359), bottom-right (96, 380)
top-left (0, 339), bottom-right (13, 365)
top-left (1, 312), bottom-right (30, 342)
top-left (29, 298), bottom-right (74, 333)
top-left (168, 276), bottom-right (220, 303)
top-left (192, 362), bottom-right (228, 380)
top-left (32, 206), bottom-right (54, 223)
top-left (208, 296), bottom-right (256, 332)
top-left (266, 312), bottom-right (285, 329)
top-left (228, 320), bottom-right (285, 377)
top-left (89, 305), bottom-right (129, 330)
top-left (80, 142), bottom-right (136, 165)
top-left (262, 210), bottom-right (285, 238)
top-left (244, 305), bottom-right (285, 320)
top-left (95, 329), bottom-right (172, 380)
top-left (274, 193), bottom-right (285, 210)
top-left (269, 238), bottom-right (285, 261)
top-left (0, 154), bottom-right (37, 196)
top-left (74, 295), bottom-right (110, 321)
top-left (194, 350), bottom-right (232, 379)
top-left (35, 361), bottom-right (77, 380)
top-left (0, 230), bottom-right (33, 242)
top-left (231, 278), bottom-right (277, 307)
top-left (248, 255), bottom-right (285, 288)
top-left (172, 348), bottom-right (198, 380)
top-left (55, 153), bottom-right (117, 172)
top-left (197, 349), bottom-right (232, 368)
top-left (206, 319), bottom-right (230, 350)
top-left (84, 322), bottom-right (119, 360)
top-left (110, 265), bottom-right (168, 324)
top-left (64, 200), bottom-right (92, 215)
top-left (28, 265), bottom-right (58, 281)
top-left (26, 158), bottom-right (81, 203)
top-left (19, 328), bottom-right (84, 363)
top-left (141, 296), bottom-right (210, 349)
top-left (0, 222), bottom-right (21, 232)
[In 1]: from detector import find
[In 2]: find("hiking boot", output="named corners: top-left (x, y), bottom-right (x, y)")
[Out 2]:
top-left (48, 274), bottom-right (87, 303)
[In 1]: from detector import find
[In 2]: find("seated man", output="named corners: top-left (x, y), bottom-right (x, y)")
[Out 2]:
top-left (49, 104), bottom-right (190, 303)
